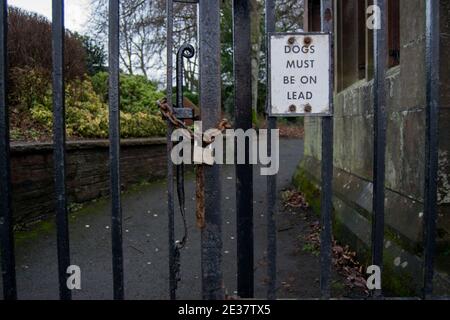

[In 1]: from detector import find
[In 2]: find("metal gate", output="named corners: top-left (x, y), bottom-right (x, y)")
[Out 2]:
top-left (0, 0), bottom-right (442, 300)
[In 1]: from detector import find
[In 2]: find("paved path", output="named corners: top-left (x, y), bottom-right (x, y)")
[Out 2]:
top-left (2, 138), bottom-right (316, 300)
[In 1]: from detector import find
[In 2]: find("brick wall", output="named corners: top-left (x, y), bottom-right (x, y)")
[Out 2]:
top-left (11, 138), bottom-right (166, 225)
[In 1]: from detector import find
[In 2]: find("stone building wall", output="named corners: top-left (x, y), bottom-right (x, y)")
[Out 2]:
top-left (297, 0), bottom-right (450, 295)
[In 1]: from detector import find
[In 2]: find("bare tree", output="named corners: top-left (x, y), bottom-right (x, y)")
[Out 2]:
top-left (89, 0), bottom-right (198, 89)
top-left (88, 0), bottom-right (303, 97)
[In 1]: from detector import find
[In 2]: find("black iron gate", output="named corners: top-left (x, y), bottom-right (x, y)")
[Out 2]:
top-left (0, 0), bottom-right (443, 300)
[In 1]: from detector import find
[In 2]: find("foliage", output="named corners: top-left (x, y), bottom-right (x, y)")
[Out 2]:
top-left (182, 90), bottom-right (199, 107)
top-left (8, 69), bottom-right (166, 141)
top-left (8, 67), bottom-right (50, 113)
top-left (76, 34), bottom-right (108, 75)
top-left (6, 5), bottom-right (174, 141)
top-left (29, 78), bottom-right (166, 139)
top-left (164, 87), bottom-right (199, 108)
top-left (302, 243), bottom-right (320, 257)
top-left (119, 111), bottom-right (166, 138)
top-left (220, 0), bottom-right (234, 87)
top-left (92, 72), bottom-right (164, 113)
top-left (30, 80), bottom-right (107, 138)
top-left (220, 1), bottom-right (235, 118)
top-left (6, 1), bottom-right (307, 141)
top-left (7, 6), bottom-right (87, 83)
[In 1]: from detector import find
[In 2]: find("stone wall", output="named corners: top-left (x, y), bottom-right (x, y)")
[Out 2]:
top-left (297, 0), bottom-right (450, 295)
top-left (11, 138), bottom-right (166, 225)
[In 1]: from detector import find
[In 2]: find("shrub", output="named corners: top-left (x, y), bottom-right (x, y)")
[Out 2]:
top-left (120, 111), bottom-right (166, 138)
top-left (76, 34), bottom-right (107, 76)
top-left (162, 87), bottom-right (199, 108)
top-left (91, 72), bottom-right (164, 114)
top-left (6, 7), bottom-right (167, 141)
top-left (8, 67), bottom-right (50, 113)
top-left (7, 7), bottom-right (87, 83)
top-left (30, 78), bottom-right (166, 139)
top-left (180, 90), bottom-right (199, 107)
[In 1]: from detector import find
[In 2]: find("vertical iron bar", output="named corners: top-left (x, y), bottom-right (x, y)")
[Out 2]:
top-left (109, 0), bottom-right (124, 300)
top-left (52, 0), bottom-right (71, 301)
top-left (233, 0), bottom-right (254, 299)
top-left (199, 0), bottom-right (223, 300)
top-left (265, 0), bottom-right (277, 301)
top-left (176, 44), bottom-right (184, 110)
top-left (423, 0), bottom-right (440, 300)
top-left (320, 0), bottom-right (334, 300)
top-left (166, 0), bottom-right (176, 301)
top-left (0, 0), bottom-right (17, 300)
top-left (371, 0), bottom-right (387, 299)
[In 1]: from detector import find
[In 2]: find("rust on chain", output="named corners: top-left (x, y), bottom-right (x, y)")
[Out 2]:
top-left (157, 97), bottom-right (231, 230)
top-left (157, 97), bottom-right (189, 129)
top-left (157, 97), bottom-right (231, 146)
top-left (196, 165), bottom-right (205, 229)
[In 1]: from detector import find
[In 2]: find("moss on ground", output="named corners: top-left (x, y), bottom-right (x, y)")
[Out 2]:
top-left (15, 219), bottom-right (55, 248)
top-left (382, 252), bottom-right (417, 297)
top-left (292, 164), bottom-right (321, 216)
top-left (13, 176), bottom-right (171, 248)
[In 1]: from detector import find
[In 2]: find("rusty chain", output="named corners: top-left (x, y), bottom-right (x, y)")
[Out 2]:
top-left (157, 97), bottom-right (231, 146)
top-left (158, 97), bottom-right (231, 290)
top-left (157, 98), bottom-right (189, 130)
top-left (158, 97), bottom-right (231, 232)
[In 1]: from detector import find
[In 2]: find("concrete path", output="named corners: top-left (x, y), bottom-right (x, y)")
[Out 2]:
top-left (1, 138), bottom-right (318, 300)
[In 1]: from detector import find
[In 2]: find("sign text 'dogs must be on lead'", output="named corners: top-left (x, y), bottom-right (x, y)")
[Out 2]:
top-left (269, 33), bottom-right (331, 116)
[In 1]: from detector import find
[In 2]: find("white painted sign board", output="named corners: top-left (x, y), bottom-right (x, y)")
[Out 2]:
top-left (268, 33), bottom-right (331, 116)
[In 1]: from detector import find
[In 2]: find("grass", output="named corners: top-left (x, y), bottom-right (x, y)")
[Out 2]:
top-left (302, 243), bottom-right (320, 257)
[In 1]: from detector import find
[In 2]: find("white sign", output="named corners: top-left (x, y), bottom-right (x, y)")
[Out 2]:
top-left (269, 33), bottom-right (331, 116)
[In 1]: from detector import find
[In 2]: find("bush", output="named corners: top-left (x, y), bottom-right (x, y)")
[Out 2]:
top-left (8, 67), bottom-right (50, 113)
top-left (7, 7), bottom-right (87, 84)
top-left (6, 8), bottom-right (167, 141)
top-left (29, 78), bottom-right (166, 139)
top-left (119, 111), bottom-right (166, 138)
top-left (91, 72), bottom-right (164, 114)
top-left (170, 88), bottom-right (199, 107)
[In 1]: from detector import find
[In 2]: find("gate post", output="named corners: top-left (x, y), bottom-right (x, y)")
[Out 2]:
top-left (233, 0), bottom-right (254, 299)
top-left (198, 0), bottom-right (224, 300)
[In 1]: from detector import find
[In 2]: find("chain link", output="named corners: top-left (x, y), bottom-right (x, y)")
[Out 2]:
top-left (157, 98), bottom-right (231, 146)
